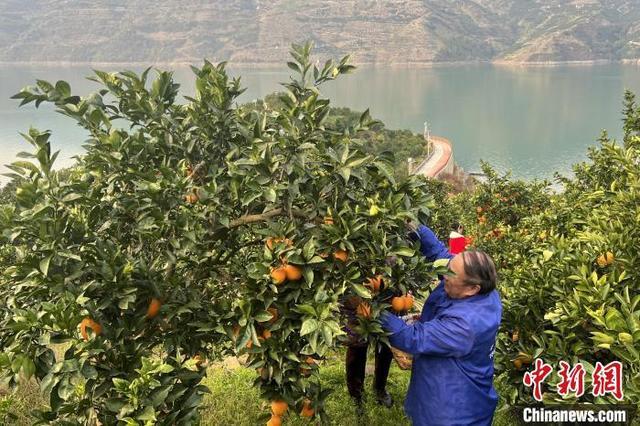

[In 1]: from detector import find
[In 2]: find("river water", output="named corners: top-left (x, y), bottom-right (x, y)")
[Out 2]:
top-left (1, 63), bottom-right (639, 184)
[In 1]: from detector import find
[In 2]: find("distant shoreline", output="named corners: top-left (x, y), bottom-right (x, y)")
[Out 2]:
top-left (0, 58), bottom-right (639, 69)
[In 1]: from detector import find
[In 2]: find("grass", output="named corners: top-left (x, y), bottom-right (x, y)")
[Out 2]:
top-left (1, 350), bottom-right (519, 425)
top-left (200, 354), bottom-right (412, 426)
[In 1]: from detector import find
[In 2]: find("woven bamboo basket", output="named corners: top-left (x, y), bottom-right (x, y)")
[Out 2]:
top-left (390, 346), bottom-right (413, 370)
top-left (390, 314), bottom-right (418, 370)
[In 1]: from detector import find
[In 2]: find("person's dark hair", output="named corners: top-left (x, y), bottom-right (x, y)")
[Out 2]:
top-left (461, 250), bottom-right (498, 294)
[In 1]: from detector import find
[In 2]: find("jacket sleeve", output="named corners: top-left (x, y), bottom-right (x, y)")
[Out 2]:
top-left (416, 225), bottom-right (454, 261)
top-left (381, 311), bottom-right (474, 357)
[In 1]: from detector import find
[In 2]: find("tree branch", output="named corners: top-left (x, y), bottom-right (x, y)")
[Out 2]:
top-left (228, 207), bottom-right (307, 228)
top-left (229, 208), bottom-right (284, 228)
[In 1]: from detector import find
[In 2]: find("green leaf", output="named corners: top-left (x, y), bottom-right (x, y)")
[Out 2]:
top-left (300, 319), bottom-right (319, 336)
top-left (433, 258), bottom-right (450, 268)
top-left (293, 304), bottom-right (316, 316)
top-left (321, 324), bottom-right (333, 346)
top-left (590, 332), bottom-right (615, 344)
top-left (287, 62), bottom-right (301, 73)
top-left (303, 268), bottom-right (314, 285)
top-left (137, 406), bottom-right (157, 422)
top-left (22, 357), bottom-right (36, 380)
top-left (112, 378), bottom-right (129, 392)
top-left (61, 193), bottom-right (83, 202)
top-left (338, 167), bottom-right (351, 183)
top-left (105, 398), bottom-right (126, 412)
top-left (374, 160), bottom-right (396, 185)
top-left (392, 246), bottom-right (415, 257)
top-left (303, 238), bottom-right (316, 261)
top-left (57, 378), bottom-right (74, 400)
top-left (157, 364), bottom-right (174, 374)
top-left (40, 254), bottom-right (53, 276)
top-left (150, 386), bottom-right (171, 408)
top-left (254, 311), bottom-right (274, 322)
top-left (263, 188), bottom-right (277, 203)
top-left (351, 283), bottom-right (372, 299)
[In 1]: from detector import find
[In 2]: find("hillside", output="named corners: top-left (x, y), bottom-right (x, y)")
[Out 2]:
top-left (1, 0), bottom-right (640, 64)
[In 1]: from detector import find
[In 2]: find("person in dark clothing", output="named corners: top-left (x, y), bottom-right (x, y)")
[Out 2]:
top-left (341, 293), bottom-right (395, 410)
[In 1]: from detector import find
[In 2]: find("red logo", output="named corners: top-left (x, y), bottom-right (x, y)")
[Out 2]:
top-left (523, 359), bottom-right (553, 401)
top-left (557, 361), bottom-right (586, 398)
top-left (592, 361), bottom-right (624, 400)
top-left (522, 359), bottom-right (624, 401)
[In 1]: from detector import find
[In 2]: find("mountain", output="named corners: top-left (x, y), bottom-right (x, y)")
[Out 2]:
top-left (1, 0), bottom-right (639, 64)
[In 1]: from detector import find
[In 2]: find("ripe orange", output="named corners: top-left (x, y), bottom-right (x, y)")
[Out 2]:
top-left (305, 356), bottom-right (316, 365)
top-left (323, 216), bottom-right (334, 225)
top-left (262, 329), bottom-right (272, 340)
top-left (284, 264), bottom-right (302, 281)
top-left (270, 266), bottom-right (287, 285)
top-left (605, 251), bottom-right (614, 265)
top-left (146, 298), bottom-right (162, 319)
top-left (184, 193), bottom-right (199, 204)
top-left (300, 400), bottom-right (314, 417)
top-left (79, 317), bottom-right (102, 341)
top-left (596, 254), bottom-right (607, 267)
top-left (266, 415), bottom-right (282, 426)
top-left (356, 302), bottom-right (372, 319)
top-left (333, 250), bottom-right (348, 262)
top-left (271, 400), bottom-right (288, 416)
top-left (391, 297), bottom-right (405, 313)
top-left (246, 339), bottom-right (254, 349)
top-left (403, 294), bottom-right (414, 311)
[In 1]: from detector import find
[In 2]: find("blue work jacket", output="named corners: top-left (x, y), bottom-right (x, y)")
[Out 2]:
top-left (381, 225), bottom-right (502, 426)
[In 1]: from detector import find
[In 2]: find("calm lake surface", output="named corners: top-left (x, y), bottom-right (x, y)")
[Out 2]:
top-left (1, 63), bottom-right (639, 184)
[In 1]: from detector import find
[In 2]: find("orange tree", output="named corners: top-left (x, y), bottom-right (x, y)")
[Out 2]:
top-left (0, 43), bottom-right (437, 424)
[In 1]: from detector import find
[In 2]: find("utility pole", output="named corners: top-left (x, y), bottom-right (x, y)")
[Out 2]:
top-left (424, 121), bottom-right (432, 158)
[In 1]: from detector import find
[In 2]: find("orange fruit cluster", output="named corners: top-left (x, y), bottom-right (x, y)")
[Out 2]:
top-left (596, 251), bottom-right (615, 267)
top-left (391, 294), bottom-right (414, 313)
top-left (270, 262), bottom-right (303, 285)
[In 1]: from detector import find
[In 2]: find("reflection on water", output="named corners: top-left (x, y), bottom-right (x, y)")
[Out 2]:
top-left (1, 63), bottom-right (639, 184)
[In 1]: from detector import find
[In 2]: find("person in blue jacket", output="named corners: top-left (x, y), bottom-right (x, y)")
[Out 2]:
top-left (381, 224), bottom-right (502, 426)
